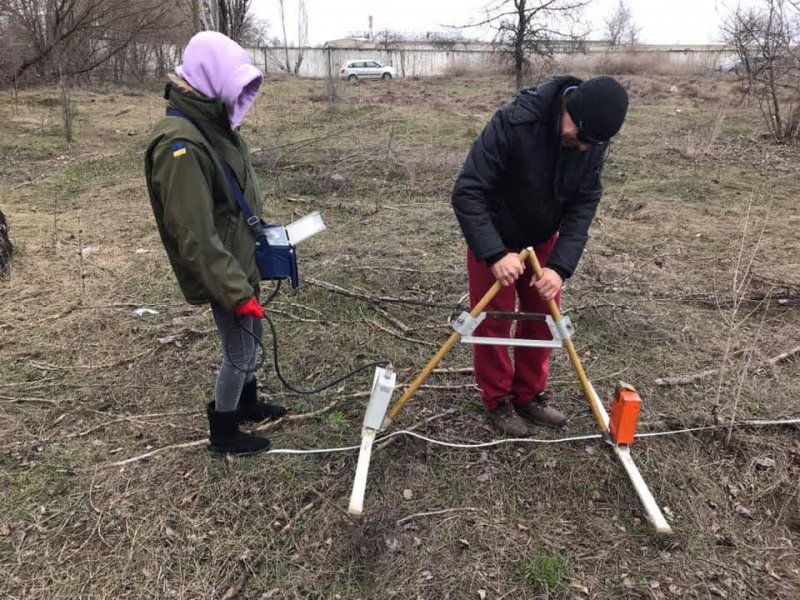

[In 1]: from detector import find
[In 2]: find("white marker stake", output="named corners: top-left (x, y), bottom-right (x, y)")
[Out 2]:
top-left (590, 383), bottom-right (672, 534)
top-left (348, 366), bottom-right (396, 517)
top-left (348, 429), bottom-right (376, 517)
top-left (614, 446), bottom-right (673, 534)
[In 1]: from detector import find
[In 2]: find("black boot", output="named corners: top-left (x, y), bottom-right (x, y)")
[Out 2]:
top-left (237, 379), bottom-right (288, 424)
top-left (207, 402), bottom-right (271, 455)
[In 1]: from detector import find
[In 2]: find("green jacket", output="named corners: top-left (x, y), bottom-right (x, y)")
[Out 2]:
top-left (145, 84), bottom-right (263, 310)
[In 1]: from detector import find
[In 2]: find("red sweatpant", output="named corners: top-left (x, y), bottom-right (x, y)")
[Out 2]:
top-left (468, 235), bottom-right (562, 411)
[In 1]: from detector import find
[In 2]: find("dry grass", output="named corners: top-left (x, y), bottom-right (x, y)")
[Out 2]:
top-left (0, 74), bottom-right (798, 599)
top-left (559, 51), bottom-right (717, 77)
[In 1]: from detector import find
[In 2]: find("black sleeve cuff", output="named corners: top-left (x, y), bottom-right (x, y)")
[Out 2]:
top-left (485, 251), bottom-right (508, 266)
top-left (549, 264), bottom-right (570, 280)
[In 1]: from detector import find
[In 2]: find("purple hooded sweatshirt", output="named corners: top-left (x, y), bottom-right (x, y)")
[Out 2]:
top-left (176, 31), bottom-right (263, 130)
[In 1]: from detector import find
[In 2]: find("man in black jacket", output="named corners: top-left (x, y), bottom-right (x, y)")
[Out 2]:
top-left (452, 75), bottom-right (628, 436)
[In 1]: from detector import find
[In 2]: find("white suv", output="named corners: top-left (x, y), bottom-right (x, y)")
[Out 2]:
top-left (339, 60), bottom-right (397, 81)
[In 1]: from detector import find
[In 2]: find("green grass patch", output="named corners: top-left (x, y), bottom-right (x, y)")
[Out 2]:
top-left (326, 410), bottom-right (349, 429)
top-left (520, 553), bottom-right (569, 593)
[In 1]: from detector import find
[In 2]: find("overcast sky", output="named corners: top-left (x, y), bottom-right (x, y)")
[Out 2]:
top-left (252, 0), bottom-right (752, 46)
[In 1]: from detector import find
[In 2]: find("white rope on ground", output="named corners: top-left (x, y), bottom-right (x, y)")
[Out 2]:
top-left (636, 418), bottom-right (800, 439)
top-left (261, 418), bottom-right (800, 456)
top-left (265, 431), bottom-right (604, 455)
top-left (106, 417), bottom-right (800, 466)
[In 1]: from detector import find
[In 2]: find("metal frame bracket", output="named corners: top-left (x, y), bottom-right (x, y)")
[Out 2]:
top-left (459, 313), bottom-right (576, 349)
top-left (452, 311), bottom-right (486, 336)
top-left (556, 315), bottom-right (575, 340)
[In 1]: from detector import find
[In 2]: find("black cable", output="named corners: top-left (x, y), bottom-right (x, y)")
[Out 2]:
top-left (261, 311), bottom-right (389, 395)
top-left (222, 284), bottom-right (390, 393)
top-left (264, 279), bottom-right (282, 305)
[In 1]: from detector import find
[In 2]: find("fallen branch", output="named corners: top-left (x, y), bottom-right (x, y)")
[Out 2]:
top-left (66, 409), bottom-right (204, 439)
top-left (655, 344), bottom-right (800, 386)
top-left (377, 409), bottom-right (456, 450)
top-left (767, 344), bottom-right (800, 366)
top-left (406, 383), bottom-right (477, 391)
top-left (306, 277), bottom-right (456, 309)
top-left (105, 439), bottom-right (208, 468)
top-left (29, 348), bottom-right (156, 372)
top-left (34, 301), bottom-right (83, 324)
top-left (654, 368), bottom-right (720, 387)
top-left (267, 307), bottom-right (337, 325)
top-left (372, 304), bottom-right (411, 333)
top-left (270, 300), bottom-right (326, 319)
top-left (253, 393), bottom-right (366, 432)
top-left (102, 394), bottom-right (368, 468)
top-left (0, 377), bottom-right (58, 388)
top-left (370, 319), bottom-right (439, 348)
top-left (0, 394), bottom-right (60, 405)
top-left (583, 287), bottom-right (798, 309)
top-left (397, 507), bottom-right (484, 526)
top-left (101, 382), bottom-right (473, 468)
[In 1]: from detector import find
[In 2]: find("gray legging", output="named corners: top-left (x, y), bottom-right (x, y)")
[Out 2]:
top-left (211, 303), bottom-right (263, 412)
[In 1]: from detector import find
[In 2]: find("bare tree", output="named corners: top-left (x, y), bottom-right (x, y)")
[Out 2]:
top-left (239, 15), bottom-right (270, 47)
top-left (466, 0), bottom-right (589, 90)
top-left (0, 0), bottom-right (175, 84)
top-left (293, 0), bottom-right (307, 74)
top-left (723, 0), bottom-right (800, 141)
top-left (217, 0), bottom-right (251, 42)
top-left (188, 0), bottom-right (253, 42)
top-left (0, 209), bottom-right (12, 277)
top-left (604, 0), bottom-right (640, 48)
top-left (278, 0), bottom-right (290, 72)
top-left (269, 0), bottom-right (307, 74)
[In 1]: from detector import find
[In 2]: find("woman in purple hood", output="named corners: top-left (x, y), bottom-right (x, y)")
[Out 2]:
top-left (145, 32), bottom-right (285, 456)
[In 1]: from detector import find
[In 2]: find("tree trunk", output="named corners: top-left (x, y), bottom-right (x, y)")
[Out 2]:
top-left (0, 210), bottom-right (13, 275)
top-left (514, 0), bottom-right (526, 90)
top-left (217, 0), bottom-right (230, 36)
top-left (192, 0), bottom-right (201, 33)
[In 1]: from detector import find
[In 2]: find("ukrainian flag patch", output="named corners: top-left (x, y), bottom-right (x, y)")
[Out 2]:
top-left (171, 142), bottom-right (187, 158)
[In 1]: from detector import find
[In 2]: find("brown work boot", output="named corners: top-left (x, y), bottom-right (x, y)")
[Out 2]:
top-left (514, 391), bottom-right (568, 429)
top-left (486, 400), bottom-right (530, 437)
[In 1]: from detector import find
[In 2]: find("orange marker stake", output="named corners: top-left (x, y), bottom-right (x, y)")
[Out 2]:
top-left (609, 382), bottom-right (642, 446)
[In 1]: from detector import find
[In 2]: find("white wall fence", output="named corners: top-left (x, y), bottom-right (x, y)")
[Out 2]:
top-left (247, 45), bottom-right (736, 79)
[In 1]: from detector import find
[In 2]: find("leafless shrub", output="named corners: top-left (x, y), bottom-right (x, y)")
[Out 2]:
top-left (604, 0), bottom-right (640, 48)
top-left (461, 0), bottom-right (590, 90)
top-left (684, 110), bottom-right (727, 157)
top-left (711, 195), bottom-right (771, 434)
top-left (722, 0), bottom-right (800, 142)
top-left (583, 51), bottom-right (710, 76)
top-left (0, 0), bottom-right (184, 85)
top-left (0, 209), bottom-right (12, 276)
top-left (443, 60), bottom-right (493, 78)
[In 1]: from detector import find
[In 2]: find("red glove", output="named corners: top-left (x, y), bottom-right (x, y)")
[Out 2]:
top-left (234, 297), bottom-right (264, 319)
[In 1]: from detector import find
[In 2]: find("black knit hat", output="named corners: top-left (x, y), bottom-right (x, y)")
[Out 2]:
top-left (565, 76), bottom-right (629, 142)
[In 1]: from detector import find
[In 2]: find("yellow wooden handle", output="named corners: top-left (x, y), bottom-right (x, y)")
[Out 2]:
top-left (386, 249), bottom-right (531, 423)
top-left (527, 250), bottom-right (608, 432)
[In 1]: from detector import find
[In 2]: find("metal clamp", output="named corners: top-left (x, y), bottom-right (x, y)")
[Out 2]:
top-left (452, 311), bottom-right (486, 336)
top-left (555, 315), bottom-right (575, 341)
top-left (543, 314), bottom-right (574, 344)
